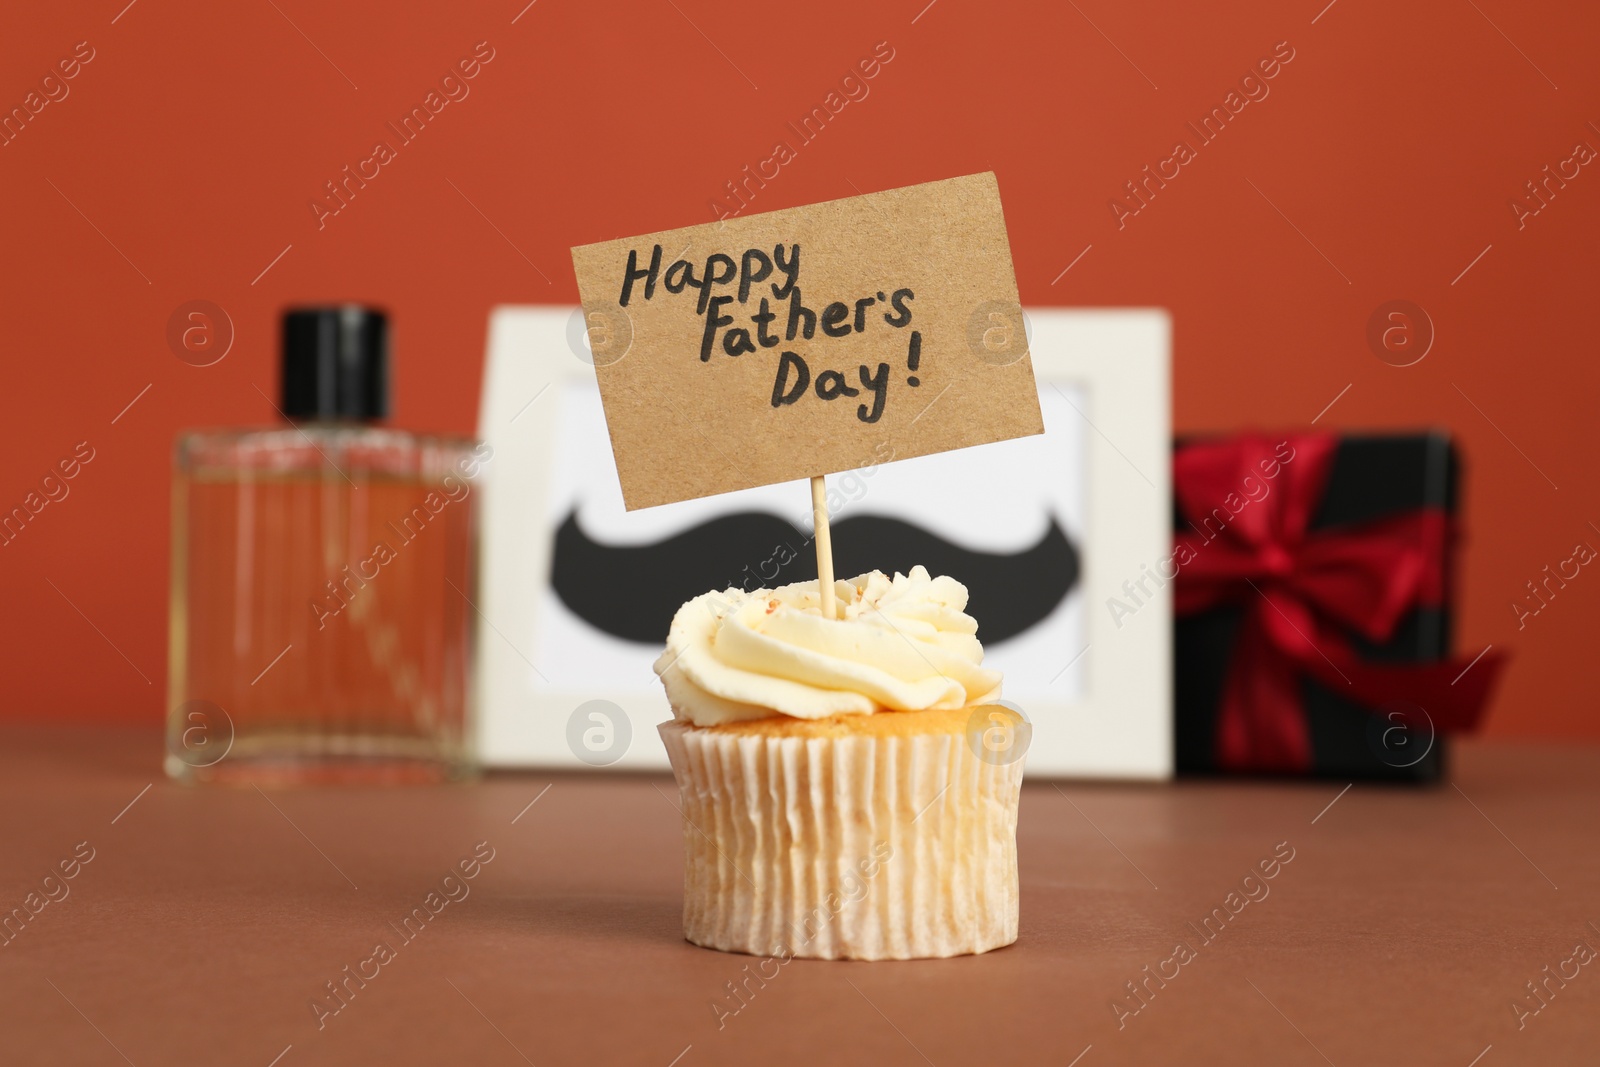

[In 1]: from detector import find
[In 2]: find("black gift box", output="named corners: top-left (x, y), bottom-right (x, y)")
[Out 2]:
top-left (1174, 432), bottom-right (1458, 782)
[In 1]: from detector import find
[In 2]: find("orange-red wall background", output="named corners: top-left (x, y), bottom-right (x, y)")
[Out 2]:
top-left (2, 0), bottom-right (1595, 737)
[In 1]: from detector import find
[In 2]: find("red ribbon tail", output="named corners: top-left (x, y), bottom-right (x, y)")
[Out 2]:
top-left (1214, 609), bottom-right (1314, 772)
top-left (1299, 643), bottom-right (1506, 734)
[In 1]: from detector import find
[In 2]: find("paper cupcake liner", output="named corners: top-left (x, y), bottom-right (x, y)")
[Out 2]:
top-left (658, 719), bottom-right (1024, 960)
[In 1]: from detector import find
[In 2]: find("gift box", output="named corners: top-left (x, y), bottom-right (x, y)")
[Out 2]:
top-left (1172, 432), bottom-right (1502, 782)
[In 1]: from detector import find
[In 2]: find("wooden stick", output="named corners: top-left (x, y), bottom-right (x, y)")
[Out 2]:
top-left (810, 475), bottom-right (836, 618)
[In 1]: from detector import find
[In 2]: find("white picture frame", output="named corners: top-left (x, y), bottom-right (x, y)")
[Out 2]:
top-left (474, 306), bottom-right (1171, 778)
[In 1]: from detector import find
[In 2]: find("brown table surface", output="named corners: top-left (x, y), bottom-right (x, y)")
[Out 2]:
top-left (2, 727), bottom-right (1597, 1067)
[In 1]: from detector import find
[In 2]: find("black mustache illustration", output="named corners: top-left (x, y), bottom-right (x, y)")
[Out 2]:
top-left (551, 510), bottom-right (1079, 645)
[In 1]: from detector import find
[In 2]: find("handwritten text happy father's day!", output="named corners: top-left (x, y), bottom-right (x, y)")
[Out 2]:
top-left (617, 244), bottom-right (920, 425)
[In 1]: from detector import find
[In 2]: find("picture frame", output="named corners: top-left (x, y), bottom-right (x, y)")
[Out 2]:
top-left (474, 306), bottom-right (1171, 777)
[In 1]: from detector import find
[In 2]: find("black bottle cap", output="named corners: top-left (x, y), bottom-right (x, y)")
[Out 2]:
top-left (280, 306), bottom-right (389, 421)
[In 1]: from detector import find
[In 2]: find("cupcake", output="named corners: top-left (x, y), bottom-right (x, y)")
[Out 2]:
top-left (655, 565), bottom-right (1027, 960)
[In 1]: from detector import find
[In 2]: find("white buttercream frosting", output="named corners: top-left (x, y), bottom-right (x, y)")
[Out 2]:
top-left (653, 566), bottom-right (1002, 726)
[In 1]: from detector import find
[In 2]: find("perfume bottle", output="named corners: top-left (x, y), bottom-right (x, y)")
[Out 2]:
top-left (166, 306), bottom-right (483, 783)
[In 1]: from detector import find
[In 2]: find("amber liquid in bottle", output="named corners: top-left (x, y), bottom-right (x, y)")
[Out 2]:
top-left (167, 427), bottom-right (482, 783)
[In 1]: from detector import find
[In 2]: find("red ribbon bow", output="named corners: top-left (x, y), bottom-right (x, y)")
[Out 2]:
top-left (1173, 434), bottom-right (1501, 772)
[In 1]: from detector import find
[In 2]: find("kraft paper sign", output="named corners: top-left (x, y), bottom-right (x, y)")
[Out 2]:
top-left (570, 172), bottom-right (1043, 510)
